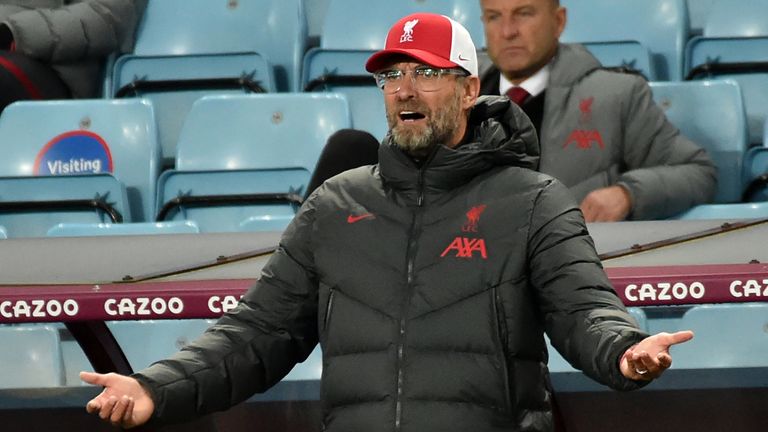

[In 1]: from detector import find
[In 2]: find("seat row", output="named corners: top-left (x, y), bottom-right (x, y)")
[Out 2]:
top-left (1, 82), bottom-right (768, 239)
top-left (0, 93), bottom-right (350, 238)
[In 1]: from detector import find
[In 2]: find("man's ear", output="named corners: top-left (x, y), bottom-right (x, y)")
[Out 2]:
top-left (463, 76), bottom-right (481, 110)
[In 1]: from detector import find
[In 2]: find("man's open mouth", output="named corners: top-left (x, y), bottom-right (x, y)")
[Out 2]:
top-left (399, 111), bottom-right (426, 121)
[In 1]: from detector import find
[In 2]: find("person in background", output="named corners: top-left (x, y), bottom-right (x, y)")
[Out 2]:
top-left (81, 13), bottom-right (693, 431)
top-left (479, 0), bottom-right (717, 221)
top-left (0, 0), bottom-right (147, 112)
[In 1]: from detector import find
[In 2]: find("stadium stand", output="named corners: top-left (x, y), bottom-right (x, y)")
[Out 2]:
top-left (560, 0), bottom-right (689, 81)
top-left (303, 0), bottom-right (484, 140)
top-left (155, 93), bottom-right (351, 232)
top-left (685, 0), bottom-right (768, 145)
top-left (110, 0), bottom-right (307, 166)
top-left (0, 99), bottom-right (159, 237)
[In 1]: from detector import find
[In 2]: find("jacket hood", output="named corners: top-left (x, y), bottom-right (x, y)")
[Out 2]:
top-left (378, 95), bottom-right (539, 202)
top-left (548, 43), bottom-right (602, 88)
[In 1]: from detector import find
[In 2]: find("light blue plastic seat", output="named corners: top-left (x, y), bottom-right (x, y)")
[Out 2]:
top-left (0, 225), bottom-right (6, 239)
top-left (108, 320), bottom-right (216, 371)
top-left (0, 325), bottom-right (64, 388)
top-left (46, 221), bottom-right (199, 237)
top-left (110, 0), bottom-right (307, 165)
top-left (0, 99), bottom-right (158, 237)
top-left (156, 93), bottom-right (351, 232)
top-left (649, 80), bottom-right (748, 204)
top-left (685, 0), bottom-right (768, 145)
top-left (672, 304), bottom-right (768, 369)
top-left (561, 0), bottom-right (689, 81)
top-left (303, 0), bottom-right (484, 140)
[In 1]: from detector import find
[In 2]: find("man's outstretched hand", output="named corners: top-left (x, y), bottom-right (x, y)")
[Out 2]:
top-left (620, 331), bottom-right (694, 381)
top-left (80, 371), bottom-right (155, 429)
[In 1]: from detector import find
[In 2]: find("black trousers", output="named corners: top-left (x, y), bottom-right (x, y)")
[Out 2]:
top-left (0, 51), bottom-right (70, 113)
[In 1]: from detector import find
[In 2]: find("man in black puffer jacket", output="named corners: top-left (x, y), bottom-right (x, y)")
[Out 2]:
top-left (82, 13), bottom-right (694, 432)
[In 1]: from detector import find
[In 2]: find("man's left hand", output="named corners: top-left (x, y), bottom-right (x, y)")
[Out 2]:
top-left (620, 331), bottom-right (694, 381)
top-left (580, 185), bottom-right (631, 222)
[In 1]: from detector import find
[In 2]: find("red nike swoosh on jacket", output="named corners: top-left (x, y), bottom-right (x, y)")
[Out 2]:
top-left (347, 213), bottom-right (375, 223)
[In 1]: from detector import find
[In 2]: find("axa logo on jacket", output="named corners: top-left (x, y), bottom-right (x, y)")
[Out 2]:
top-left (441, 205), bottom-right (488, 259)
top-left (564, 96), bottom-right (606, 151)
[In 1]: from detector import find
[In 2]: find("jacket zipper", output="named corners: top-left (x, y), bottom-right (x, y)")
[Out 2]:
top-left (394, 168), bottom-right (426, 431)
top-left (492, 287), bottom-right (513, 412)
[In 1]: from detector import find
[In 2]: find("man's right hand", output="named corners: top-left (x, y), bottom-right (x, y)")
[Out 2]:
top-left (80, 371), bottom-right (155, 429)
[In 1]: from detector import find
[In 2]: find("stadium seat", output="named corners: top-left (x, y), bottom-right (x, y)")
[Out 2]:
top-left (561, 0), bottom-right (689, 81)
top-left (0, 225), bottom-right (7, 239)
top-left (0, 325), bottom-right (64, 388)
top-left (547, 308), bottom-right (648, 373)
top-left (0, 99), bottom-right (159, 237)
top-left (303, 0), bottom-right (484, 140)
top-left (46, 221), bottom-right (200, 237)
top-left (686, 0), bottom-right (718, 36)
top-left (110, 0), bottom-right (307, 166)
top-left (649, 80), bottom-right (748, 204)
top-left (684, 0), bottom-right (768, 145)
top-left (108, 320), bottom-right (216, 371)
top-left (156, 93), bottom-right (351, 232)
top-left (672, 303), bottom-right (768, 369)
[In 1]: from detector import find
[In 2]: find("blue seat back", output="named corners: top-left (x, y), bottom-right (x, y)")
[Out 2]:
top-left (124, 0), bottom-right (305, 92)
top-left (0, 176), bottom-right (128, 237)
top-left (649, 80), bottom-right (748, 203)
top-left (672, 304), bottom-right (768, 368)
top-left (156, 93), bottom-right (352, 232)
top-left (0, 99), bottom-right (159, 222)
top-left (111, 0), bottom-right (306, 164)
top-left (0, 325), bottom-right (64, 388)
top-left (686, 0), bottom-right (718, 35)
top-left (561, 0), bottom-right (689, 81)
top-left (685, 0), bottom-right (768, 144)
top-left (303, 0), bottom-right (484, 140)
top-left (321, 0), bottom-right (484, 50)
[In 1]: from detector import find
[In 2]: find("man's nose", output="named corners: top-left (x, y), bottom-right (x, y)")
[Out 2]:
top-left (501, 18), bottom-right (520, 39)
top-left (394, 74), bottom-right (417, 99)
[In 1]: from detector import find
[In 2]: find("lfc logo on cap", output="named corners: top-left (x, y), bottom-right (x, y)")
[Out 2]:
top-left (400, 19), bottom-right (419, 43)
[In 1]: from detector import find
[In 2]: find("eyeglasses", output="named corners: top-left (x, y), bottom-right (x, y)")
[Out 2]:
top-left (373, 66), bottom-right (469, 94)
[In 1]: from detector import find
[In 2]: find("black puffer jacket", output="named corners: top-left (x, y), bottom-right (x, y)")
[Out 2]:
top-left (135, 96), bottom-right (648, 432)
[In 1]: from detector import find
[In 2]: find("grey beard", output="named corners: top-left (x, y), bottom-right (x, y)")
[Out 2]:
top-left (391, 126), bottom-right (438, 159)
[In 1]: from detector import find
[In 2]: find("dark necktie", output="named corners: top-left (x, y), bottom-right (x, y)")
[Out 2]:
top-left (506, 86), bottom-right (530, 105)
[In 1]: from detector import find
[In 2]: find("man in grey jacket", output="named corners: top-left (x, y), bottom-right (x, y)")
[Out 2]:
top-left (0, 0), bottom-right (146, 111)
top-left (81, 13), bottom-right (693, 431)
top-left (479, 0), bottom-right (717, 221)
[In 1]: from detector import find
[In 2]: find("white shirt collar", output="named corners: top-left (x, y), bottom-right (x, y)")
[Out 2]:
top-left (498, 64), bottom-right (550, 98)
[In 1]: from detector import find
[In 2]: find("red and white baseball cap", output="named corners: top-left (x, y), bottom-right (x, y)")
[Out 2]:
top-left (365, 13), bottom-right (478, 76)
